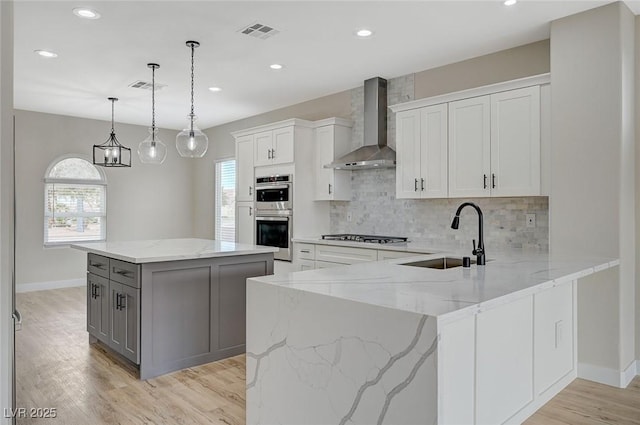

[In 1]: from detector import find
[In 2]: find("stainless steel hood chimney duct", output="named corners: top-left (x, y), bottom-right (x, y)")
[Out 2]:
top-left (325, 77), bottom-right (396, 170)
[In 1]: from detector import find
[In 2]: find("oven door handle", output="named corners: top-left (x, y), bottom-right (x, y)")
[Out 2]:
top-left (255, 184), bottom-right (291, 190)
top-left (256, 216), bottom-right (290, 222)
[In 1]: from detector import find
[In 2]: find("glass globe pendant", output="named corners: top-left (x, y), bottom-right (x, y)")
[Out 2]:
top-left (138, 63), bottom-right (167, 164)
top-left (176, 41), bottom-right (208, 158)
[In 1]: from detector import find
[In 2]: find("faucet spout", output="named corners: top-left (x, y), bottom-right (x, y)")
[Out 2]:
top-left (451, 202), bottom-right (486, 265)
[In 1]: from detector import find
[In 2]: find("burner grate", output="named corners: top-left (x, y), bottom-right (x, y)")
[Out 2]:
top-left (321, 234), bottom-right (408, 244)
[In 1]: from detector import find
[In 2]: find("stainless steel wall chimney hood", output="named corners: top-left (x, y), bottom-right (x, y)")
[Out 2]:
top-left (325, 77), bottom-right (395, 170)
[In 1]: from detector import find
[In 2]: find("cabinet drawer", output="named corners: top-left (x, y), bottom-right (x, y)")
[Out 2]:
top-left (88, 253), bottom-right (110, 279)
top-left (376, 250), bottom-right (424, 261)
top-left (295, 243), bottom-right (316, 260)
top-left (315, 260), bottom-right (344, 269)
top-left (110, 259), bottom-right (140, 288)
top-left (315, 245), bottom-right (377, 264)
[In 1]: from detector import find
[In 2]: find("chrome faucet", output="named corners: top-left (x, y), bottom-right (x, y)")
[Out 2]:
top-left (451, 202), bottom-right (486, 266)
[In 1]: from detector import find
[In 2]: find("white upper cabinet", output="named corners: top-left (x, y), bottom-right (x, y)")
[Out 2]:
top-left (396, 105), bottom-right (448, 199)
top-left (449, 86), bottom-right (541, 198)
top-left (314, 118), bottom-right (352, 201)
top-left (448, 95), bottom-right (492, 198)
top-left (236, 135), bottom-right (255, 202)
top-left (391, 74), bottom-right (547, 200)
top-left (490, 86), bottom-right (541, 197)
top-left (254, 126), bottom-right (294, 167)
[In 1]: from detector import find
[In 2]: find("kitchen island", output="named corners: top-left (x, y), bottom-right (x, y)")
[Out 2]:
top-left (72, 238), bottom-right (277, 379)
top-left (246, 251), bottom-right (618, 425)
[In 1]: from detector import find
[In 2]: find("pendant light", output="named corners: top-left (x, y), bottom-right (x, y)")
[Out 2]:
top-left (93, 97), bottom-right (131, 167)
top-left (176, 41), bottom-right (209, 157)
top-left (138, 63), bottom-right (167, 164)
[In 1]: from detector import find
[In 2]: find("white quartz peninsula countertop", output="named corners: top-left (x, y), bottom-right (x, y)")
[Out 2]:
top-left (250, 252), bottom-right (619, 321)
top-left (71, 238), bottom-right (278, 264)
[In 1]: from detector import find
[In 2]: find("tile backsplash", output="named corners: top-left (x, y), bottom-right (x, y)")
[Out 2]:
top-left (330, 168), bottom-right (549, 252)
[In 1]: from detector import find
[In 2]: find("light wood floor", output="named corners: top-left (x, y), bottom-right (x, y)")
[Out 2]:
top-left (15, 286), bottom-right (640, 425)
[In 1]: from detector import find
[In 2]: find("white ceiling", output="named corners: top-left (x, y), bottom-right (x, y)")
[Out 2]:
top-left (13, 1), bottom-right (640, 130)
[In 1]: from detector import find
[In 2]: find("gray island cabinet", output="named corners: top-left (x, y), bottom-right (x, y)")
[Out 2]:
top-left (73, 238), bottom-right (277, 380)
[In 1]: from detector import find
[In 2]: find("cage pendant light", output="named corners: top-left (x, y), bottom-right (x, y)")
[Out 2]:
top-left (93, 97), bottom-right (132, 167)
top-left (176, 41), bottom-right (209, 158)
top-left (137, 63), bottom-right (167, 164)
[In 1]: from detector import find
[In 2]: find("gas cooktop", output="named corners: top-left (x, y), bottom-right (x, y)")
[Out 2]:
top-left (321, 234), bottom-right (408, 244)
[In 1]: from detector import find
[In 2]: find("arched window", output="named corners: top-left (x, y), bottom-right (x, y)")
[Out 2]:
top-left (44, 155), bottom-right (107, 246)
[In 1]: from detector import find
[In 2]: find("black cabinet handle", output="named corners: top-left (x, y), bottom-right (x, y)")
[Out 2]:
top-left (90, 261), bottom-right (106, 270)
top-left (492, 173), bottom-right (496, 189)
top-left (421, 178), bottom-right (425, 191)
top-left (112, 268), bottom-right (133, 278)
top-left (114, 292), bottom-right (120, 310)
top-left (249, 206), bottom-right (253, 216)
top-left (328, 184), bottom-right (332, 194)
top-left (118, 294), bottom-right (126, 311)
top-left (271, 149), bottom-right (276, 159)
top-left (249, 186), bottom-right (253, 196)
top-left (414, 178), bottom-right (418, 191)
top-left (90, 283), bottom-right (95, 299)
top-left (483, 174), bottom-right (488, 189)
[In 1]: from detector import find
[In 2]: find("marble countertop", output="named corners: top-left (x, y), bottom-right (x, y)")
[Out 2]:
top-left (250, 251), bottom-right (619, 322)
top-left (71, 238), bottom-right (278, 264)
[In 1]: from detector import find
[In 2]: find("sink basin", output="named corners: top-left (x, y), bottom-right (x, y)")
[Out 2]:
top-left (399, 257), bottom-right (475, 270)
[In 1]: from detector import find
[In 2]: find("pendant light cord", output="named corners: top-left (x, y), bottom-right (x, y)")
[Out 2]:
top-left (110, 98), bottom-right (115, 133)
top-left (190, 43), bottom-right (195, 132)
top-left (151, 65), bottom-right (156, 143)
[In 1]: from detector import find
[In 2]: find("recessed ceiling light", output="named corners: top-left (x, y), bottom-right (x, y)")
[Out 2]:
top-left (208, 87), bottom-right (222, 92)
top-left (504, 0), bottom-right (517, 5)
top-left (72, 7), bottom-right (101, 19)
top-left (270, 64), bottom-right (283, 70)
top-left (34, 50), bottom-right (58, 58)
top-left (356, 28), bottom-right (373, 38)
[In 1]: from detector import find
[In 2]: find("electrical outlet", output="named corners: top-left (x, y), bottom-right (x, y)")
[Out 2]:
top-left (347, 212), bottom-right (353, 222)
top-left (526, 214), bottom-right (536, 228)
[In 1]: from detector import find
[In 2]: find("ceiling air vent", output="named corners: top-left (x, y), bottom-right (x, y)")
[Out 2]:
top-left (238, 22), bottom-right (280, 39)
top-left (128, 80), bottom-right (166, 90)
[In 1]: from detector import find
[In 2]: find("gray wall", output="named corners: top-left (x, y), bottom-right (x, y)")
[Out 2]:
top-left (0, 1), bottom-right (14, 419)
top-left (551, 2), bottom-right (636, 375)
top-left (14, 110), bottom-right (195, 286)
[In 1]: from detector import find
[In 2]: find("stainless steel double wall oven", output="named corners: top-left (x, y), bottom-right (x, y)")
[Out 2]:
top-left (255, 175), bottom-right (292, 261)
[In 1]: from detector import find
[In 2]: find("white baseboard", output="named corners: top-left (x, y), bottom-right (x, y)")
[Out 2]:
top-left (16, 278), bottom-right (85, 293)
top-left (621, 360), bottom-right (638, 387)
top-left (578, 361), bottom-right (638, 388)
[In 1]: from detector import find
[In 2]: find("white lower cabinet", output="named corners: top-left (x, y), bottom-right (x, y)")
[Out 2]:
top-left (315, 245), bottom-right (378, 264)
top-left (534, 283), bottom-right (574, 395)
top-left (438, 281), bottom-right (576, 425)
top-left (476, 296), bottom-right (534, 425)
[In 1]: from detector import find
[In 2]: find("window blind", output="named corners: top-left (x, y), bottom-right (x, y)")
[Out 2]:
top-left (215, 160), bottom-right (236, 242)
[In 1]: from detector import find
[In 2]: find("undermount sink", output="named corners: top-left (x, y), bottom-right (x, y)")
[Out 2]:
top-left (399, 257), bottom-right (476, 270)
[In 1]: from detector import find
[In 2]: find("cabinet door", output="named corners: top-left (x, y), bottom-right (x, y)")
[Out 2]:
top-left (395, 109), bottom-right (422, 199)
top-left (109, 281), bottom-right (124, 353)
top-left (534, 282), bottom-right (574, 395)
top-left (272, 126), bottom-right (295, 165)
top-left (420, 104), bottom-right (448, 198)
top-left (297, 259), bottom-right (315, 271)
top-left (476, 296), bottom-right (533, 425)
top-left (314, 126), bottom-right (334, 201)
top-left (236, 135), bottom-right (255, 202)
top-left (448, 96), bottom-right (491, 198)
top-left (121, 284), bottom-right (140, 364)
top-left (490, 86), bottom-right (541, 197)
top-left (87, 273), bottom-right (109, 343)
top-left (236, 202), bottom-right (255, 245)
top-left (254, 131), bottom-right (273, 167)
